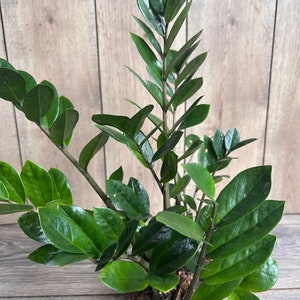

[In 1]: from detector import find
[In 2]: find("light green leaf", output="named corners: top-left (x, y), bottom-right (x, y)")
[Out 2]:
top-left (183, 163), bottom-right (215, 200)
top-left (20, 160), bottom-right (53, 207)
top-left (228, 288), bottom-right (260, 300)
top-left (0, 180), bottom-right (9, 200)
top-left (100, 260), bottom-right (148, 293)
top-left (146, 272), bottom-right (179, 293)
top-left (79, 133), bottom-right (109, 169)
top-left (49, 109), bottom-right (79, 146)
top-left (0, 203), bottom-right (33, 215)
top-left (156, 211), bottom-right (203, 243)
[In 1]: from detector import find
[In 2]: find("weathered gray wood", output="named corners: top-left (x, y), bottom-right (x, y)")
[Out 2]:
top-left (0, 215), bottom-right (298, 299)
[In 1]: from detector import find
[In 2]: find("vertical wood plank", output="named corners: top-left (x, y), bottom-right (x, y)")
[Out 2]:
top-left (188, 0), bottom-right (276, 190)
top-left (1, 0), bottom-right (106, 213)
top-left (96, 1), bottom-right (163, 213)
top-left (265, 0), bottom-right (300, 213)
top-left (0, 8), bottom-right (23, 224)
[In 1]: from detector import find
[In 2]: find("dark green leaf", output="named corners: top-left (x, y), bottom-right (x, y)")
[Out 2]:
top-left (183, 163), bottom-right (215, 200)
top-left (225, 128), bottom-right (240, 151)
top-left (178, 103), bottom-right (209, 130)
top-left (156, 211), bottom-right (203, 242)
top-left (21, 160), bottom-right (53, 207)
top-left (18, 211), bottom-right (50, 243)
top-left (58, 95), bottom-right (74, 114)
top-left (215, 166), bottom-right (272, 225)
top-left (230, 138), bottom-right (257, 152)
top-left (106, 180), bottom-right (148, 218)
top-left (0, 161), bottom-right (25, 204)
top-left (49, 109), bottom-right (79, 146)
top-left (179, 139), bottom-right (202, 161)
top-left (201, 235), bottom-right (276, 284)
top-left (48, 168), bottom-right (73, 205)
top-left (198, 136), bottom-right (218, 172)
top-left (93, 207), bottom-right (125, 242)
top-left (18, 70), bottom-right (36, 93)
top-left (100, 260), bottom-right (148, 293)
top-left (0, 68), bottom-right (26, 105)
top-left (170, 175), bottom-right (191, 198)
top-left (146, 272), bottom-right (179, 293)
top-left (114, 219), bottom-right (139, 259)
top-left (165, 0), bottom-right (186, 22)
top-left (0, 58), bottom-right (15, 69)
top-left (23, 84), bottom-right (54, 122)
top-left (149, 0), bottom-right (166, 15)
top-left (240, 257), bottom-right (279, 292)
top-left (176, 52), bottom-right (207, 87)
top-left (95, 243), bottom-right (117, 271)
top-left (79, 133), bottom-right (109, 169)
top-left (152, 131), bottom-right (183, 161)
top-left (168, 78), bottom-right (203, 109)
top-left (92, 114), bottom-right (129, 131)
top-left (213, 129), bottom-right (226, 158)
top-left (208, 200), bottom-right (284, 258)
top-left (28, 244), bottom-right (89, 266)
top-left (165, 1), bottom-right (192, 52)
top-left (137, 0), bottom-right (165, 36)
top-left (192, 280), bottom-right (242, 300)
top-left (160, 151), bottom-right (178, 182)
top-left (185, 134), bottom-right (201, 148)
top-left (131, 33), bottom-right (161, 79)
top-left (109, 166), bottom-right (124, 181)
top-left (182, 194), bottom-right (197, 210)
top-left (0, 203), bottom-right (33, 215)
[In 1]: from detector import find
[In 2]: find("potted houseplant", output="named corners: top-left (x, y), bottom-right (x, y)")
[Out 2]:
top-left (0, 0), bottom-right (284, 299)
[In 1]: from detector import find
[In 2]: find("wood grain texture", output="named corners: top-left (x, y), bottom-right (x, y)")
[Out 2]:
top-left (264, 0), bottom-right (300, 213)
top-left (0, 215), bottom-right (299, 299)
top-left (188, 0), bottom-right (276, 192)
top-left (0, 0), bottom-right (107, 221)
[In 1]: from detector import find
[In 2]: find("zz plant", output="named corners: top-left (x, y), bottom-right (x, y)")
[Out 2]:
top-left (0, 1), bottom-right (284, 299)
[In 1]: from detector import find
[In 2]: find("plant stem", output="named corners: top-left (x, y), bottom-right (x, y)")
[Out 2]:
top-left (184, 202), bottom-right (218, 300)
top-left (38, 125), bottom-right (115, 210)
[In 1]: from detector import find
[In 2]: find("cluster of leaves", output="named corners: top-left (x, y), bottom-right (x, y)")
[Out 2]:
top-left (0, 0), bottom-right (284, 299)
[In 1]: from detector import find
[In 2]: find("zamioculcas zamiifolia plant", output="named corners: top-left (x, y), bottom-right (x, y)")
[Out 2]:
top-left (0, 1), bottom-right (284, 299)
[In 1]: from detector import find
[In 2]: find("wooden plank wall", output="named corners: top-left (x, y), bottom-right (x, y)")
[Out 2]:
top-left (0, 0), bottom-right (299, 225)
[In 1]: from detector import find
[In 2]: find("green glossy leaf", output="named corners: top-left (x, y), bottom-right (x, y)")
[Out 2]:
top-left (109, 166), bottom-right (124, 181)
top-left (18, 211), bottom-right (50, 243)
top-left (156, 211), bottom-right (203, 243)
top-left (182, 194), bottom-right (197, 210)
top-left (165, 1), bottom-right (192, 52)
top-left (0, 162), bottom-right (25, 204)
top-left (183, 163), bottom-right (215, 200)
top-left (95, 243), bottom-right (117, 271)
top-left (127, 177), bottom-right (150, 216)
top-left (198, 135), bottom-right (218, 172)
top-left (213, 129), bottom-right (226, 158)
top-left (137, 0), bottom-right (165, 36)
top-left (0, 180), bottom-right (9, 200)
top-left (28, 244), bottom-right (89, 266)
top-left (40, 80), bottom-right (59, 129)
top-left (125, 105), bottom-right (154, 136)
top-left (201, 235), bottom-right (276, 284)
top-left (18, 70), bottom-right (36, 93)
top-left (79, 133), bottom-right (109, 169)
top-left (92, 114), bottom-right (129, 131)
top-left (0, 203), bottom-right (33, 215)
top-left (131, 33), bottom-right (161, 79)
top-left (149, 0), bottom-right (166, 15)
top-left (58, 95), bottom-right (74, 114)
top-left (228, 288), bottom-right (259, 300)
top-left (146, 272), bottom-right (179, 293)
top-left (176, 52), bottom-right (207, 87)
top-left (192, 279), bottom-right (242, 300)
top-left (178, 104), bottom-right (209, 130)
top-left (150, 237), bottom-right (198, 275)
top-left (179, 139), bottom-right (202, 161)
top-left (152, 131), bottom-right (183, 161)
top-left (133, 16), bottom-right (162, 55)
top-left (225, 128), bottom-right (240, 151)
top-left (230, 138), bottom-right (257, 152)
top-left (48, 168), bottom-right (73, 205)
top-left (23, 83), bottom-right (54, 122)
top-left (160, 151), bottom-right (178, 182)
top-left (208, 200), bottom-right (284, 258)
top-left (93, 207), bottom-right (125, 242)
top-left (20, 160), bottom-right (53, 207)
top-left (106, 180), bottom-right (148, 218)
top-left (170, 175), bottom-right (191, 198)
top-left (240, 257), bottom-right (279, 292)
top-left (0, 68), bottom-right (26, 104)
top-left (38, 205), bottom-right (106, 258)
top-left (168, 78), bottom-right (203, 109)
top-left (49, 109), bottom-right (79, 146)
top-left (185, 134), bottom-right (201, 148)
top-left (165, 0), bottom-right (186, 22)
top-left (114, 219), bottom-right (139, 259)
top-left (0, 58), bottom-right (15, 69)
top-left (215, 166), bottom-right (272, 225)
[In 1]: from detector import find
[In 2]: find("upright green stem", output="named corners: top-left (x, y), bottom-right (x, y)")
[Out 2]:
top-left (162, 23), bottom-right (170, 210)
top-left (38, 125), bottom-right (115, 210)
top-left (184, 201), bottom-right (218, 300)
